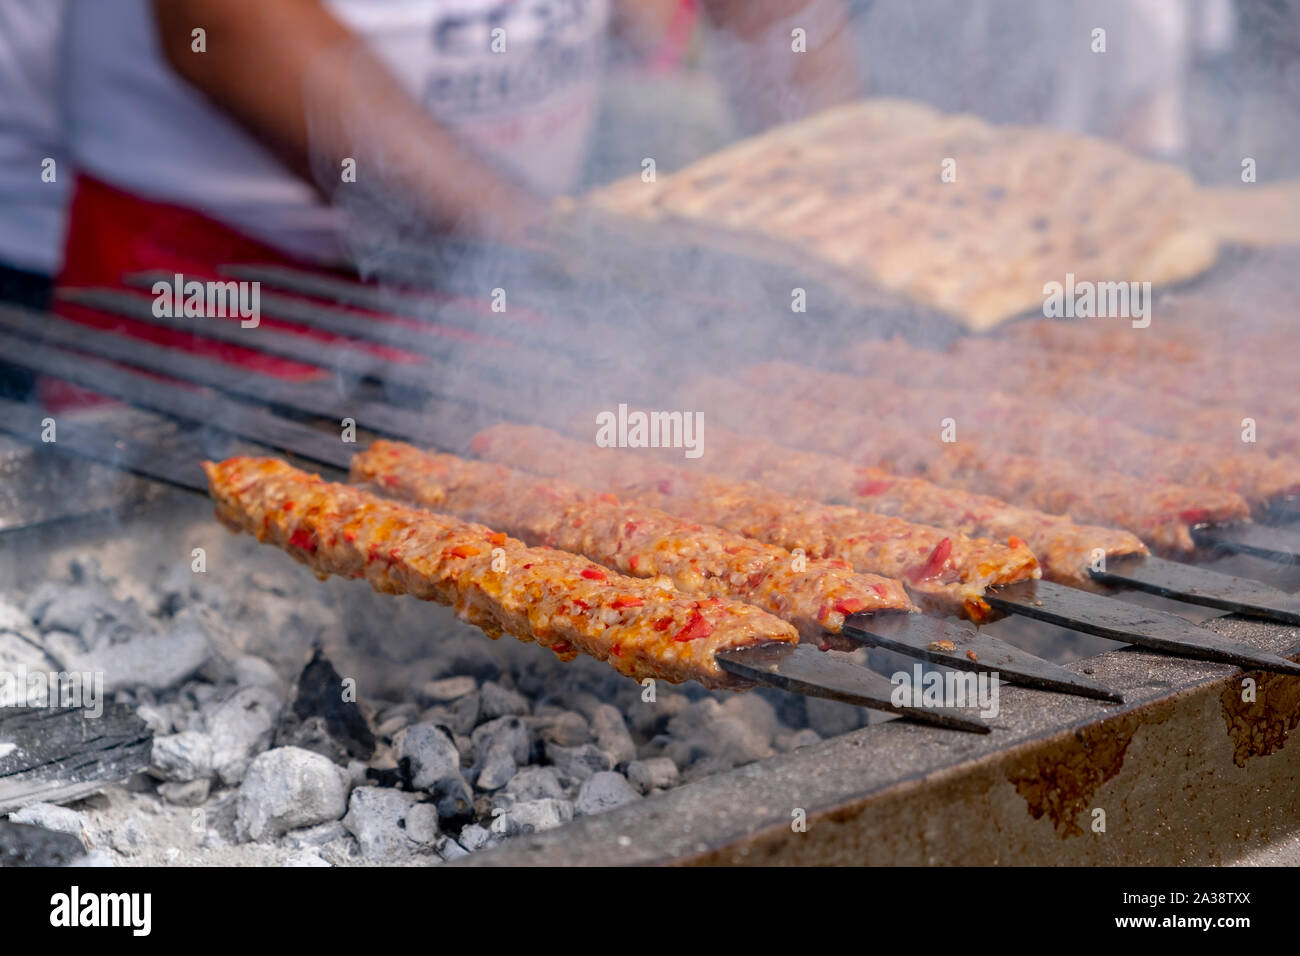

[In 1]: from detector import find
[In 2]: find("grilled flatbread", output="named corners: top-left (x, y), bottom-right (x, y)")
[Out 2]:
top-left (586, 99), bottom-right (1220, 331)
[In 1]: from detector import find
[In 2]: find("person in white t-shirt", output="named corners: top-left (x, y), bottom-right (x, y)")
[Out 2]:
top-left (0, 0), bottom-right (68, 311)
top-left (55, 0), bottom-right (862, 289)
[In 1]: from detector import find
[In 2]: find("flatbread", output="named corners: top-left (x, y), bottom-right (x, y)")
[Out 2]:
top-left (585, 99), bottom-right (1221, 331)
top-left (1194, 180), bottom-right (1300, 248)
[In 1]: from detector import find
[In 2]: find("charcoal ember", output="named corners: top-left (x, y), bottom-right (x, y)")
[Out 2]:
top-left (184, 682), bottom-right (221, 712)
top-left (503, 766), bottom-right (565, 802)
top-left (63, 616), bottom-right (212, 694)
top-left (342, 787), bottom-right (438, 860)
top-left (38, 630), bottom-right (85, 669)
top-left (204, 685), bottom-right (283, 786)
top-left (470, 717), bottom-right (529, 791)
top-left (478, 681), bottom-right (529, 720)
top-left (7, 802), bottom-right (89, 843)
top-left (149, 731), bottom-right (213, 782)
top-left (530, 710), bottom-right (591, 747)
top-left (719, 694), bottom-right (782, 740)
top-left (0, 820), bottom-right (87, 867)
top-left (110, 817), bottom-right (147, 856)
top-left (277, 715), bottom-right (354, 765)
top-left (0, 704), bottom-right (153, 811)
top-left (280, 820), bottom-right (348, 850)
top-left (575, 772), bottom-right (641, 817)
top-left (626, 758), bottom-right (679, 795)
top-left (419, 676), bottom-right (477, 705)
top-left (395, 722), bottom-right (472, 821)
top-left (158, 779), bottom-right (210, 807)
top-left (445, 692), bottom-right (481, 736)
top-left (364, 766), bottom-right (404, 789)
top-left (405, 803), bottom-right (440, 845)
top-left (755, 686), bottom-right (806, 729)
top-left (0, 633), bottom-right (59, 693)
top-left (236, 600), bottom-right (342, 675)
top-left (589, 704), bottom-right (636, 768)
top-left (544, 743), bottom-right (612, 784)
top-left (345, 761), bottom-right (370, 789)
top-left (498, 798), bottom-right (573, 836)
top-left (318, 835), bottom-right (361, 866)
top-left (236, 747), bottom-right (350, 842)
top-left (654, 699), bottom-right (774, 775)
top-left (625, 690), bottom-right (690, 739)
top-left (540, 686), bottom-right (604, 722)
top-left (474, 747), bottom-right (517, 792)
top-left (134, 703), bottom-right (178, 736)
top-left (355, 655), bottom-right (437, 702)
top-left (803, 696), bottom-right (868, 739)
top-left (434, 834), bottom-right (469, 861)
top-left (374, 701), bottom-right (419, 738)
top-left (151, 561), bottom-right (203, 618)
top-left (287, 649), bottom-right (376, 761)
top-left (394, 723), bottom-right (461, 789)
top-left (232, 656), bottom-right (281, 691)
top-left (429, 635), bottom-right (501, 682)
top-left (411, 705), bottom-right (450, 731)
top-left (452, 733), bottom-right (474, 762)
top-left (456, 823), bottom-right (496, 852)
top-left (682, 756), bottom-right (741, 784)
top-left (636, 734), bottom-right (671, 762)
top-left (0, 599), bottom-right (34, 632)
top-left (26, 582), bottom-right (149, 648)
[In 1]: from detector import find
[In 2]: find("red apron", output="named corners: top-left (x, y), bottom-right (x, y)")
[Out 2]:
top-left (45, 175), bottom-right (440, 409)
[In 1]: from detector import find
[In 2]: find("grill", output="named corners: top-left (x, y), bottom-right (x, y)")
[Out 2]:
top-left (2, 226), bottom-right (1299, 865)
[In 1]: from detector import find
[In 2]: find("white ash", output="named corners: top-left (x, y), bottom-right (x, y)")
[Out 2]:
top-left (149, 731), bottom-right (213, 783)
top-left (0, 522), bottom-right (886, 867)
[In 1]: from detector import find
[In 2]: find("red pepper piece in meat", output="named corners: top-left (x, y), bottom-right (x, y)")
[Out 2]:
top-left (909, 537), bottom-right (953, 582)
top-left (673, 612), bottom-right (714, 643)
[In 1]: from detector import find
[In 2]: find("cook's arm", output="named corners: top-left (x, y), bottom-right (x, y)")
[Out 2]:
top-left (700, 0), bottom-right (862, 131)
top-left (152, 0), bottom-right (545, 240)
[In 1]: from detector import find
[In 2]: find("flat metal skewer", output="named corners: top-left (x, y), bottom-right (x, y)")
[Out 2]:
top-left (0, 327), bottom-right (1123, 693)
top-left (1093, 554), bottom-right (1300, 625)
top-left (1194, 523), bottom-right (1300, 565)
top-left (844, 612), bottom-right (1123, 701)
top-left (715, 643), bottom-right (989, 732)
top-left (5, 310), bottom-right (1294, 660)
top-left (0, 396), bottom-right (987, 733)
top-left (986, 579), bottom-right (1300, 677)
